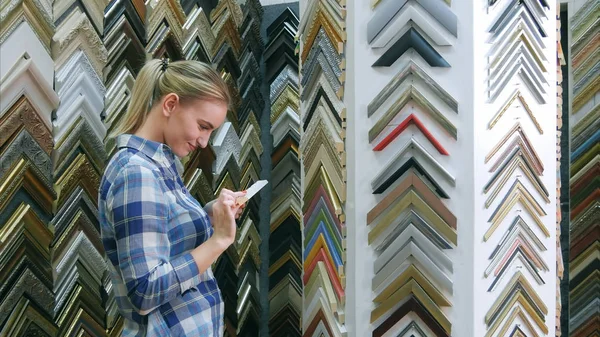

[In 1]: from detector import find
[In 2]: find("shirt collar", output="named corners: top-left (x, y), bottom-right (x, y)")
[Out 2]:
top-left (117, 134), bottom-right (178, 170)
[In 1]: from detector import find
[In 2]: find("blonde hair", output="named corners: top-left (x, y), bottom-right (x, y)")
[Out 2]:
top-left (109, 59), bottom-right (231, 138)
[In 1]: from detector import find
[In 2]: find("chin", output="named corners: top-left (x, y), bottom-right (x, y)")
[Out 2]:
top-left (173, 148), bottom-right (189, 158)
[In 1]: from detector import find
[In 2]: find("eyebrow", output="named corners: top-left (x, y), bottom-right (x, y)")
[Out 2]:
top-left (199, 119), bottom-right (215, 129)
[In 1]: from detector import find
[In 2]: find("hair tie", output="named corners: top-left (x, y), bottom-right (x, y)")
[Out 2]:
top-left (161, 58), bottom-right (169, 72)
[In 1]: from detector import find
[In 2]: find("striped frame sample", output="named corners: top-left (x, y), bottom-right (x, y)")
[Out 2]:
top-left (298, 0), bottom-right (348, 335)
top-left (265, 7), bottom-right (302, 337)
top-left (569, 1), bottom-right (599, 337)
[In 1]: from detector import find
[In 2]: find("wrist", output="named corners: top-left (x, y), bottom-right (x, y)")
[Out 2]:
top-left (190, 235), bottom-right (233, 274)
top-left (209, 235), bottom-right (233, 251)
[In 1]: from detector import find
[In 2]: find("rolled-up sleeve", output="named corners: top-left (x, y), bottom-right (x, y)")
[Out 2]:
top-left (108, 164), bottom-right (200, 314)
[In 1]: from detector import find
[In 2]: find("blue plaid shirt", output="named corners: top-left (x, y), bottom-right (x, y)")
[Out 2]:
top-left (98, 134), bottom-right (224, 337)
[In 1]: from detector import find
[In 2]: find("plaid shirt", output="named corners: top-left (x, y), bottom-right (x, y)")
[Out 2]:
top-left (98, 134), bottom-right (224, 337)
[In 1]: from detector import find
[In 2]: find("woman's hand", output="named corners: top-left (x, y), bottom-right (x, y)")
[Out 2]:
top-left (211, 189), bottom-right (246, 246)
top-left (205, 195), bottom-right (246, 222)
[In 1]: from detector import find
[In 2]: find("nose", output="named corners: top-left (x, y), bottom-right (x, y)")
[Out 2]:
top-left (198, 137), bottom-right (208, 149)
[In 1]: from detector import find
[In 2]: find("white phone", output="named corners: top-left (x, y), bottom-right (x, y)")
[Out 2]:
top-left (236, 180), bottom-right (268, 204)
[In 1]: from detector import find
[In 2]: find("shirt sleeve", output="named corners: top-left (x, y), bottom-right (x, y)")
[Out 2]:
top-left (107, 164), bottom-right (201, 315)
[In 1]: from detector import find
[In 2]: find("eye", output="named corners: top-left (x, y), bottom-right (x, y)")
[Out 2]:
top-left (198, 124), bottom-right (209, 131)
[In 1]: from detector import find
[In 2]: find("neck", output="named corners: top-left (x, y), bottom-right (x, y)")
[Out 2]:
top-left (134, 112), bottom-right (165, 143)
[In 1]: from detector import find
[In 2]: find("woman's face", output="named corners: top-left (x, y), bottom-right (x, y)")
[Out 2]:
top-left (162, 95), bottom-right (228, 157)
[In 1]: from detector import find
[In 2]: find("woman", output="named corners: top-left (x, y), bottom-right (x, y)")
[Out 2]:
top-left (98, 58), bottom-right (246, 337)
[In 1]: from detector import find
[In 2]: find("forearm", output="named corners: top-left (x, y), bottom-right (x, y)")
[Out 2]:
top-left (125, 237), bottom-right (229, 314)
top-left (190, 236), bottom-right (231, 273)
top-left (125, 252), bottom-right (203, 314)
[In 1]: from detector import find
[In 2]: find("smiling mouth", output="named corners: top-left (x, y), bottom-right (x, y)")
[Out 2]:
top-left (188, 143), bottom-right (196, 152)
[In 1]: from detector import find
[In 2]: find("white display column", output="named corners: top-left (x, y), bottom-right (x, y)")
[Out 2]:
top-left (343, 0), bottom-right (558, 336)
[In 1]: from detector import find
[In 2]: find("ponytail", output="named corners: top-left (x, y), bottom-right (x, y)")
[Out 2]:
top-left (108, 59), bottom-right (231, 139)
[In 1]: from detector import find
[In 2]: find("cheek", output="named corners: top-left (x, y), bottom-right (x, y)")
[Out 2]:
top-left (170, 113), bottom-right (189, 134)
top-left (166, 115), bottom-right (190, 144)
top-left (186, 121), bottom-right (200, 139)
top-left (182, 116), bottom-right (201, 140)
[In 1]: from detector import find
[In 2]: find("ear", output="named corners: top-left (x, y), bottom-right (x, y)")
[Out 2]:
top-left (161, 93), bottom-right (180, 117)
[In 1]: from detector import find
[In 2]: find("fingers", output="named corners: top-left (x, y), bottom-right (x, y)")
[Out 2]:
top-left (219, 189), bottom-right (245, 197)
top-left (231, 191), bottom-right (247, 199)
top-left (216, 197), bottom-right (242, 211)
top-left (220, 188), bottom-right (244, 197)
top-left (218, 188), bottom-right (233, 201)
top-left (234, 204), bottom-right (245, 219)
top-left (219, 193), bottom-right (235, 204)
top-left (216, 197), bottom-right (245, 220)
top-left (216, 190), bottom-right (247, 220)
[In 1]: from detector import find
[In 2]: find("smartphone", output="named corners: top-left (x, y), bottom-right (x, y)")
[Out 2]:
top-left (236, 180), bottom-right (268, 204)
